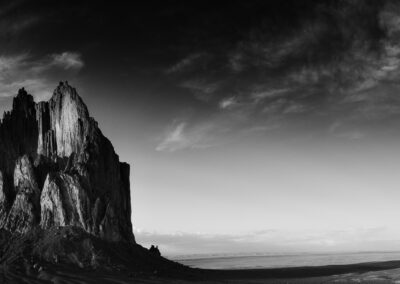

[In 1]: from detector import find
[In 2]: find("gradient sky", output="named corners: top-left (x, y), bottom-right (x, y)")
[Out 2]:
top-left (1, 0), bottom-right (400, 257)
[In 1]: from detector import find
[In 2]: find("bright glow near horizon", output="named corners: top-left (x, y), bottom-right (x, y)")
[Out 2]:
top-left (120, 134), bottom-right (400, 256)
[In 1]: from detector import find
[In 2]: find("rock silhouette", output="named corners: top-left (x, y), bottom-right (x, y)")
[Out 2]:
top-left (149, 245), bottom-right (161, 257)
top-left (0, 82), bottom-right (134, 242)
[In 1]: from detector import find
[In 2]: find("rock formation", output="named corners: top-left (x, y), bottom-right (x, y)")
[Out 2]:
top-left (0, 82), bottom-right (134, 243)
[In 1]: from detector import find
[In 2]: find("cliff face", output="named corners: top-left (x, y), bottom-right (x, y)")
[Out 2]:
top-left (0, 82), bottom-right (134, 243)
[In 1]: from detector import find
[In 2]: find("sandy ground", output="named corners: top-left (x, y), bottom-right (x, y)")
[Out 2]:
top-left (3, 261), bottom-right (400, 283)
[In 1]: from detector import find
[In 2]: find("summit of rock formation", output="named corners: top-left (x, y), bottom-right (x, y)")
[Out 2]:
top-left (0, 82), bottom-right (134, 243)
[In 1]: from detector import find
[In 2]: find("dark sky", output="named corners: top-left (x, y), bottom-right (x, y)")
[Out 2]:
top-left (1, 0), bottom-right (400, 256)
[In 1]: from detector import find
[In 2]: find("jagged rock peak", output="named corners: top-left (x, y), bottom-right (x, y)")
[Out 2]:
top-left (14, 87), bottom-right (33, 104)
top-left (51, 81), bottom-right (89, 116)
top-left (12, 88), bottom-right (35, 116)
top-left (35, 80), bottom-right (92, 158)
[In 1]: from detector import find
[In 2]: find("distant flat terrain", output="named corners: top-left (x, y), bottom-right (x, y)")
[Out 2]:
top-left (174, 251), bottom-right (400, 270)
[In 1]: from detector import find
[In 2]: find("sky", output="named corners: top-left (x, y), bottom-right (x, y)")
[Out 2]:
top-left (1, 0), bottom-right (400, 257)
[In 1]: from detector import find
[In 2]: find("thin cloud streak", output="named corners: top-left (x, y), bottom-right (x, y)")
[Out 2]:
top-left (156, 117), bottom-right (235, 152)
top-left (179, 79), bottom-right (220, 102)
top-left (219, 97), bottom-right (237, 109)
top-left (166, 52), bottom-right (208, 74)
top-left (51, 52), bottom-right (84, 70)
top-left (0, 1), bottom-right (41, 37)
top-left (156, 122), bottom-right (188, 152)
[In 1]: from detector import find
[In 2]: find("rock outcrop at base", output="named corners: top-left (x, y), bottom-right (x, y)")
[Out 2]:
top-left (0, 82), bottom-right (134, 243)
top-left (3, 155), bottom-right (40, 233)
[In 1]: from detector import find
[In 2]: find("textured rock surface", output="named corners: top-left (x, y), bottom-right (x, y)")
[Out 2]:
top-left (48, 84), bottom-right (90, 158)
top-left (1, 156), bottom-right (40, 233)
top-left (0, 170), bottom-right (6, 225)
top-left (0, 170), bottom-right (4, 204)
top-left (40, 172), bottom-right (90, 230)
top-left (0, 82), bottom-right (134, 242)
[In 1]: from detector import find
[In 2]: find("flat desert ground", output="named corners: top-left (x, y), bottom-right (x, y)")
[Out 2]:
top-left (3, 260), bottom-right (400, 283)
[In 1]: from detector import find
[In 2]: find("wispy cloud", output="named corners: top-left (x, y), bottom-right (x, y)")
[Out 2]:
top-left (166, 52), bottom-right (208, 74)
top-left (156, 117), bottom-right (234, 152)
top-left (250, 88), bottom-right (290, 103)
top-left (228, 22), bottom-right (327, 73)
top-left (5, 16), bottom-right (39, 35)
top-left (0, 1), bottom-right (41, 37)
top-left (51, 52), bottom-right (84, 70)
top-left (219, 96), bottom-right (237, 109)
top-left (180, 79), bottom-right (220, 102)
top-left (156, 122), bottom-right (189, 152)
